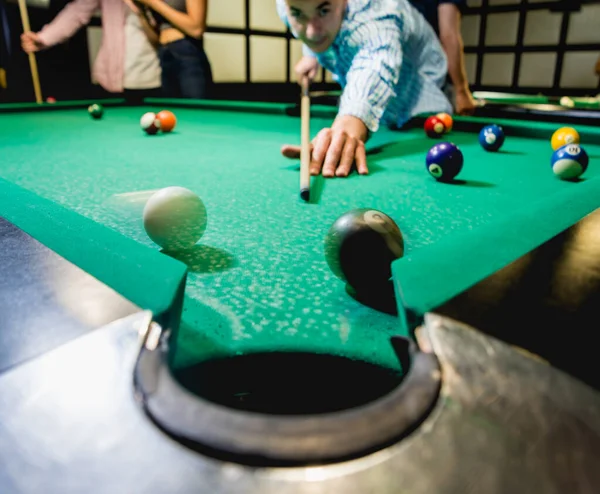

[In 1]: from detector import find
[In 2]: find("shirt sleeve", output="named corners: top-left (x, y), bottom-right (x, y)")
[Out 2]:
top-left (37, 0), bottom-right (101, 47)
top-left (275, 0), bottom-right (289, 27)
top-left (302, 44), bottom-right (317, 58)
top-left (337, 18), bottom-right (403, 133)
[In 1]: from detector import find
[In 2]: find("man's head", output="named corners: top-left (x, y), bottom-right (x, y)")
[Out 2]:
top-left (285, 0), bottom-right (346, 53)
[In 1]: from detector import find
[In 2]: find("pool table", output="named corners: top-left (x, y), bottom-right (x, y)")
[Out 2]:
top-left (473, 91), bottom-right (600, 109)
top-left (472, 91), bottom-right (600, 125)
top-left (1, 98), bottom-right (600, 493)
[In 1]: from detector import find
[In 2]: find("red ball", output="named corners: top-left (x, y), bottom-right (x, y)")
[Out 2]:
top-left (424, 116), bottom-right (446, 138)
top-left (46, 97), bottom-right (56, 104)
top-left (157, 110), bottom-right (177, 133)
top-left (140, 112), bottom-right (161, 135)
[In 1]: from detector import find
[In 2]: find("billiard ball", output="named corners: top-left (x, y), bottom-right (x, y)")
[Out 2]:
top-left (551, 127), bottom-right (580, 151)
top-left (46, 97), bottom-right (56, 104)
top-left (560, 96), bottom-right (575, 108)
top-left (88, 103), bottom-right (104, 119)
top-left (550, 143), bottom-right (589, 180)
top-left (157, 110), bottom-right (177, 133)
top-left (436, 112), bottom-right (453, 132)
top-left (424, 116), bottom-right (446, 138)
top-left (426, 142), bottom-right (464, 181)
top-left (479, 124), bottom-right (505, 152)
top-left (143, 186), bottom-right (207, 251)
top-left (324, 209), bottom-right (404, 294)
top-left (140, 112), bottom-right (161, 135)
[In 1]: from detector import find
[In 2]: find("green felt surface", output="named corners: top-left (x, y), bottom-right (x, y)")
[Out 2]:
top-left (0, 100), bottom-right (599, 373)
top-left (457, 115), bottom-right (600, 143)
top-left (392, 178), bottom-right (600, 331)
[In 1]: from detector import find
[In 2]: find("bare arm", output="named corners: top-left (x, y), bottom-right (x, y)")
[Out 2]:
top-left (123, 0), bottom-right (160, 47)
top-left (140, 20), bottom-right (159, 46)
top-left (138, 7), bottom-right (160, 46)
top-left (142, 0), bottom-right (207, 39)
top-left (438, 3), bottom-right (475, 115)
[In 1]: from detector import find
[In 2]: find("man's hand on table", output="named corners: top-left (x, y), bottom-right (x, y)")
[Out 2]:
top-left (281, 115), bottom-right (369, 178)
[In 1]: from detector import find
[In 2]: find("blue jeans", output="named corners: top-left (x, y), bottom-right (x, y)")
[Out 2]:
top-left (158, 38), bottom-right (213, 99)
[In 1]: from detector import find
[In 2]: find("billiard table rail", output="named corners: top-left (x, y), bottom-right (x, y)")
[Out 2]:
top-left (2, 309), bottom-right (600, 493)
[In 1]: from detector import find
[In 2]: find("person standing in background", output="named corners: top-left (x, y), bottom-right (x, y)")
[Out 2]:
top-left (21, 0), bottom-right (160, 103)
top-left (20, 0), bottom-right (161, 103)
top-left (409, 0), bottom-right (476, 115)
top-left (132, 0), bottom-right (213, 99)
top-left (121, 0), bottom-right (163, 104)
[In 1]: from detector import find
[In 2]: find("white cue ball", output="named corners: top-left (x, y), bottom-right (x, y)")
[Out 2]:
top-left (143, 187), bottom-right (207, 251)
top-left (140, 112), bottom-right (161, 135)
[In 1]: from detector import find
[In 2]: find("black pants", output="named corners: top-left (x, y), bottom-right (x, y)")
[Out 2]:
top-left (158, 37), bottom-right (213, 99)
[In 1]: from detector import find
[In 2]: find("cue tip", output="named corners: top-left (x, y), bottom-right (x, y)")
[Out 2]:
top-left (300, 188), bottom-right (310, 201)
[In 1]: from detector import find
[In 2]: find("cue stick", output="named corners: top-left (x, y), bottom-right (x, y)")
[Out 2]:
top-left (17, 0), bottom-right (43, 103)
top-left (300, 76), bottom-right (311, 201)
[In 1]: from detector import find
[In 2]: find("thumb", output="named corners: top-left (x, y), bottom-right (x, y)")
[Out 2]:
top-left (281, 144), bottom-right (302, 159)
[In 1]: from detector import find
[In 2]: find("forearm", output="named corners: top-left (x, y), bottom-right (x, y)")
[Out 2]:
top-left (148, 0), bottom-right (204, 38)
top-left (441, 32), bottom-right (469, 93)
top-left (138, 11), bottom-right (159, 46)
top-left (37, 0), bottom-right (99, 46)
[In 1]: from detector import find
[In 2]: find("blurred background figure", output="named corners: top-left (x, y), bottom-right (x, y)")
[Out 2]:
top-left (409, 0), bottom-right (476, 115)
top-left (134, 0), bottom-right (213, 99)
top-left (20, 0), bottom-right (161, 103)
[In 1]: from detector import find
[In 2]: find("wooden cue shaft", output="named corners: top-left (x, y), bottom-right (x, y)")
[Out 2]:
top-left (300, 78), bottom-right (311, 201)
top-left (17, 0), bottom-right (43, 103)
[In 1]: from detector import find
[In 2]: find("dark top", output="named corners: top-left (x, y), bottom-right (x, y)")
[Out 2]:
top-left (408, 0), bottom-right (466, 35)
top-left (158, 0), bottom-right (187, 31)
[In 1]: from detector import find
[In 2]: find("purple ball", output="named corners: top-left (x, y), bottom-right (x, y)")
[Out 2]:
top-left (425, 142), bottom-right (464, 181)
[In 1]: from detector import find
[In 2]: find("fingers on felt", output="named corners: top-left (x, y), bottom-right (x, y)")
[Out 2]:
top-left (311, 129), bottom-right (332, 175)
top-left (322, 132), bottom-right (346, 178)
top-left (355, 142), bottom-right (368, 175)
top-left (335, 137), bottom-right (358, 177)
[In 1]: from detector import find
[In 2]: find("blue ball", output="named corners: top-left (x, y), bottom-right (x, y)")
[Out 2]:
top-left (551, 143), bottom-right (589, 180)
top-left (479, 124), bottom-right (505, 152)
top-left (426, 142), bottom-right (464, 181)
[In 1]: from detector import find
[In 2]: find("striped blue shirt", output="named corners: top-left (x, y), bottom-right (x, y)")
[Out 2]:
top-left (277, 0), bottom-right (452, 132)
